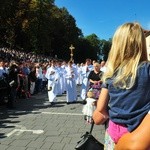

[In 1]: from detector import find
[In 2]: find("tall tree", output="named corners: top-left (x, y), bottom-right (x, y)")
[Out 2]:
top-left (86, 34), bottom-right (100, 57)
top-left (0, 0), bottom-right (111, 62)
top-left (51, 7), bottom-right (82, 60)
top-left (0, 0), bottom-right (20, 48)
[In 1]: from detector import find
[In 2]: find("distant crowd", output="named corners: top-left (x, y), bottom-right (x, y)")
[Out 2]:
top-left (0, 47), bottom-right (52, 63)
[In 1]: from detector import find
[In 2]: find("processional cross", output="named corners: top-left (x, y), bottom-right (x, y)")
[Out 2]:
top-left (69, 44), bottom-right (75, 61)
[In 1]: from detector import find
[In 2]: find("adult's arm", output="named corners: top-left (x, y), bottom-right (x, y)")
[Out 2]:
top-left (115, 113), bottom-right (150, 150)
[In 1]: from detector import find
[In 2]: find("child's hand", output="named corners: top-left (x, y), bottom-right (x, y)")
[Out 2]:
top-left (93, 109), bottom-right (109, 125)
top-left (92, 101), bottom-right (97, 106)
top-left (92, 101), bottom-right (96, 106)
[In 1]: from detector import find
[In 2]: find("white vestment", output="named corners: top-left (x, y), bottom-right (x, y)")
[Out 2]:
top-left (56, 67), bottom-right (65, 95)
top-left (80, 65), bottom-right (93, 100)
top-left (45, 66), bottom-right (59, 102)
top-left (65, 66), bottom-right (78, 103)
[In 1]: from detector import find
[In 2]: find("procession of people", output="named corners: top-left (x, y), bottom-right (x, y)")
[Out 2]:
top-left (0, 47), bottom-right (105, 109)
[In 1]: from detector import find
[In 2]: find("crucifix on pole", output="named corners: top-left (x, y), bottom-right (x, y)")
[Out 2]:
top-left (69, 44), bottom-right (75, 61)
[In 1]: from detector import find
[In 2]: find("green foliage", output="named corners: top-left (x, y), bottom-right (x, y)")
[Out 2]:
top-left (0, 0), bottom-right (111, 62)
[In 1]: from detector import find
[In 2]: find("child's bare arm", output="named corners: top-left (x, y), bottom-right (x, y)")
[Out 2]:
top-left (93, 88), bottom-right (109, 125)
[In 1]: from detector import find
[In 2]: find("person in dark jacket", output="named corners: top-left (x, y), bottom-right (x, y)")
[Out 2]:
top-left (28, 66), bottom-right (37, 95)
top-left (7, 62), bottom-right (19, 109)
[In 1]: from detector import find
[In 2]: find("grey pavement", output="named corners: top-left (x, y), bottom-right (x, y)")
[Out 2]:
top-left (0, 87), bottom-right (105, 150)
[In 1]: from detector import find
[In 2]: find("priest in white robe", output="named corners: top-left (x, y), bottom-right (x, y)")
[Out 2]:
top-left (80, 59), bottom-right (93, 103)
top-left (45, 60), bottom-right (59, 105)
top-left (65, 61), bottom-right (78, 104)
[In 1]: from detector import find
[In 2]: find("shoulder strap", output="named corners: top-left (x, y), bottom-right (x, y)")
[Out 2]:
top-left (89, 121), bottom-right (94, 134)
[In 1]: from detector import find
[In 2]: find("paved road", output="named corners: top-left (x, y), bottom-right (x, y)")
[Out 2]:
top-left (0, 89), bottom-right (105, 150)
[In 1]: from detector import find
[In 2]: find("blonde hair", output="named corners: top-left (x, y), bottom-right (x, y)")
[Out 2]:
top-left (87, 91), bottom-right (94, 98)
top-left (103, 22), bottom-right (147, 89)
top-left (93, 62), bottom-right (100, 67)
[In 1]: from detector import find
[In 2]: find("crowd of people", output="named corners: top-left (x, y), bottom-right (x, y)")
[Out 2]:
top-left (0, 47), bottom-right (106, 109)
top-left (2, 21), bottom-right (149, 149)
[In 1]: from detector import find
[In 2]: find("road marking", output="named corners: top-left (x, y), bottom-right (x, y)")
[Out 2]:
top-left (7, 110), bottom-right (83, 116)
top-left (4, 123), bottom-right (44, 137)
top-left (6, 129), bottom-right (44, 137)
top-left (41, 112), bottom-right (83, 116)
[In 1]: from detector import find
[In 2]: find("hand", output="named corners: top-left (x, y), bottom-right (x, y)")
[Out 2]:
top-left (50, 71), bottom-right (55, 75)
top-left (48, 86), bottom-right (52, 91)
top-left (93, 109), bottom-right (109, 125)
top-left (86, 67), bottom-right (89, 72)
top-left (94, 81), bottom-right (98, 84)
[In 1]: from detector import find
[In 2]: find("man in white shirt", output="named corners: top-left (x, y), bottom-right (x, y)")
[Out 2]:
top-left (0, 59), bottom-right (9, 105)
top-left (0, 59), bottom-right (6, 78)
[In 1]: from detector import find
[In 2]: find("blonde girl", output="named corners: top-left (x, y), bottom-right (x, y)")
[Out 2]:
top-left (93, 22), bottom-right (150, 149)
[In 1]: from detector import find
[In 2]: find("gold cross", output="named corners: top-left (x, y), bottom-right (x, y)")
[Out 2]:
top-left (69, 44), bottom-right (75, 61)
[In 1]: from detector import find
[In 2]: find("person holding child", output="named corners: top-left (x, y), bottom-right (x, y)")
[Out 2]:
top-left (93, 22), bottom-right (150, 149)
top-left (88, 62), bottom-right (102, 100)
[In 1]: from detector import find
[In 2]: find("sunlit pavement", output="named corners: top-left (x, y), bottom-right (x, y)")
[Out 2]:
top-left (0, 89), bottom-right (105, 150)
